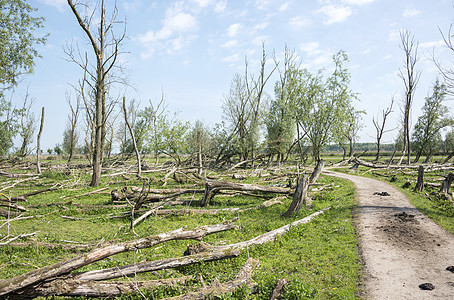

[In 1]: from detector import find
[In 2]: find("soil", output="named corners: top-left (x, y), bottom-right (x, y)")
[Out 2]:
top-left (324, 170), bottom-right (454, 299)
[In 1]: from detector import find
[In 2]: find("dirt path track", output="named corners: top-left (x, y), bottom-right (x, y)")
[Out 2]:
top-left (324, 170), bottom-right (454, 299)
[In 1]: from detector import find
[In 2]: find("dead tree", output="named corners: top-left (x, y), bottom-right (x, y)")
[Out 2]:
top-left (282, 160), bottom-right (325, 216)
top-left (398, 29), bottom-right (421, 165)
top-left (373, 96), bottom-right (395, 161)
top-left (200, 179), bottom-right (290, 207)
top-left (0, 220), bottom-right (237, 297)
top-left (67, 0), bottom-right (126, 186)
top-left (122, 97), bottom-right (141, 176)
top-left (414, 165), bottom-right (424, 192)
top-left (64, 92), bottom-right (81, 163)
top-left (440, 172), bottom-right (454, 193)
top-left (36, 107), bottom-right (44, 174)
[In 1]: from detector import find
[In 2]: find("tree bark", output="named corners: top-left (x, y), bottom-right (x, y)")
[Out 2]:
top-left (281, 175), bottom-right (309, 217)
top-left (36, 107), bottom-right (44, 174)
top-left (0, 220), bottom-right (237, 296)
top-left (414, 165), bottom-right (424, 192)
top-left (19, 277), bottom-right (192, 298)
top-left (440, 172), bottom-right (454, 193)
top-left (187, 208), bottom-right (330, 253)
top-left (122, 97), bottom-right (141, 176)
top-left (200, 179), bottom-right (291, 207)
top-left (167, 258), bottom-right (259, 300)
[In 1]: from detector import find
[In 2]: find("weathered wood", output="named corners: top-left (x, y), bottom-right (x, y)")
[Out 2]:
top-left (167, 258), bottom-right (259, 300)
top-left (200, 179), bottom-right (291, 207)
top-left (0, 220), bottom-right (238, 296)
top-left (281, 175), bottom-right (309, 217)
top-left (270, 278), bottom-right (289, 300)
top-left (440, 172), bottom-right (454, 194)
top-left (74, 248), bottom-right (241, 281)
top-left (187, 208), bottom-right (330, 253)
top-left (18, 276), bottom-right (192, 298)
top-left (414, 165), bottom-right (424, 192)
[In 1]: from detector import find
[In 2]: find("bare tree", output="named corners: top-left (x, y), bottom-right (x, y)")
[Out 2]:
top-left (398, 29), bottom-right (421, 165)
top-left (17, 89), bottom-right (36, 157)
top-left (66, 0), bottom-right (126, 186)
top-left (122, 97), bottom-right (141, 176)
top-left (436, 24), bottom-right (454, 96)
top-left (36, 107), bottom-right (44, 174)
top-left (63, 92), bottom-right (81, 163)
top-left (372, 96), bottom-right (395, 161)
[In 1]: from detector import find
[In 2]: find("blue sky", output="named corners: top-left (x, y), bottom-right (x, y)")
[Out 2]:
top-left (12, 0), bottom-right (454, 151)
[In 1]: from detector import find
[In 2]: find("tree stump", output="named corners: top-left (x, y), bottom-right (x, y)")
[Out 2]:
top-left (281, 175), bottom-right (309, 217)
top-left (414, 165), bottom-right (424, 192)
top-left (440, 172), bottom-right (454, 194)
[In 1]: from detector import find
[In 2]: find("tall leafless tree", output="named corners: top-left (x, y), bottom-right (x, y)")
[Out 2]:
top-left (64, 92), bottom-right (81, 163)
top-left (398, 29), bottom-right (421, 165)
top-left (66, 0), bottom-right (126, 186)
top-left (122, 97), bottom-right (141, 176)
top-left (372, 96), bottom-right (395, 161)
top-left (36, 107), bottom-right (44, 174)
top-left (17, 89), bottom-right (36, 157)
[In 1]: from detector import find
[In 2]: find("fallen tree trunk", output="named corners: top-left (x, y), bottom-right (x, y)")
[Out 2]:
top-left (0, 220), bottom-right (238, 297)
top-left (186, 208), bottom-right (330, 253)
top-left (167, 258), bottom-right (260, 300)
top-left (74, 248), bottom-right (241, 281)
top-left (200, 179), bottom-right (291, 207)
top-left (15, 276), bottom-right (192, 298)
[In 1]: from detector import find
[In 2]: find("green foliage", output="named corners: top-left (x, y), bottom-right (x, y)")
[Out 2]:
top-left (287, 50), bottom-right (359, 162)
top-left (0, 0), bottom-right (47, 89)
top-left (411, 80), bottom-right (452, 161)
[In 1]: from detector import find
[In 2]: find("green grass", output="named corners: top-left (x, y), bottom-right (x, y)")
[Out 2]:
top-left (0, 160), bottom-right (361, 299)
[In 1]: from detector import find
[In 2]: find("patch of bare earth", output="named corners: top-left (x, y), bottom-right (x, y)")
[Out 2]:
top-left (324, 170), bottom-right (454, 299)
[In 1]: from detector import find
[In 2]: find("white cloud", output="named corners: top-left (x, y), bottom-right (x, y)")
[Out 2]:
top-left (381, 54), bottom-right (392, 60)
top-left (214, 1), bottom-right (227, 12)
top-left (222, 53), bottom-right (240, 62)
top-left (299, 42), bottom-right (333, 68)
top-left (252, 35), bottom-right (270, 46)
top-left (191, 0), bottom-right (212, 7)
top-left (227, 23), bottom-right (242, 37)
top-left (254, 22), bottom-right (269, 31)
top-left (316, 4), bottom-right (353, 25)
top-left (362, 48), bottom-right (371, 54)
top-left (221, 40), bottom-right (238, 48)
top-left (289, 16), bottom-right (311, 29)
top-left (342, 0), bottom-right (374, 5)
top-left (256, 0), bottom-right (270, 10)
top-left (136, 3), bottom-right (199, 58)
top-left (300, 42), bottom-right (321, 55)
top-left (39, 0), bottom-right (66, 12)
top-left (403, 8), bottom-right (420, 18)
top-left (420, 40), bottom-right (445, 48)
top-left (388, 29), bottom-right (401, 41)
top-left (279, 3), bottom-right (289, 12)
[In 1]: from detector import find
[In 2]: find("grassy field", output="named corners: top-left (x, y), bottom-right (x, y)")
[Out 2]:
top-left (0, 157), bottom-right (362, 299)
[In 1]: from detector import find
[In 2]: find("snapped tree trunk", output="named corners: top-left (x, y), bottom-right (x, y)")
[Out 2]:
top-left (414, 165), bottom-right (424, 192)
top-left (281, 175), bottom-right (309, 217)
top-left (36, 107), bottom-right (44, 174)
top-left (440, 172), bottom-right (454, 194)
top-left (122, 97), bottom-right (141, 176)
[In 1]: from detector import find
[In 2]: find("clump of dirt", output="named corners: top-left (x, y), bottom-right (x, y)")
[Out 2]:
top-left (373, 191), bottom-right (391, 196)
top-left (419, 283), bottom-right (435, 290)
top-left (377, 211), bottom-right (427, 251)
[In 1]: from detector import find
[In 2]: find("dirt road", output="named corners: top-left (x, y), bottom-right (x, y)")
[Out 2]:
top-left (324, 170), bottom-right (454, 299)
